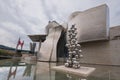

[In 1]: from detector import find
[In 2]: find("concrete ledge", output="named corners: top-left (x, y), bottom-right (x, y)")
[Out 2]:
top-left (52, 65), bottom-right (95, 77)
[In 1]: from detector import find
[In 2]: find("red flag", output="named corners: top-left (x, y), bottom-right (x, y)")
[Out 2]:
top-left (16, 38), bottom-right (24, 50)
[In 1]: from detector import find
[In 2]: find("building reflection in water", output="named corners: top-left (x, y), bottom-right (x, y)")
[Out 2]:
top-left (0, 59), bottom-right (120, 80)
top-left (23, 64), bottom-right (32, 77)
top-left (35, 62), bottom-right (55, 80)
top-left (0, 59), bottom-right (36, 80)
top-left (35, 61), bottom-right (120, 80)
top-left (35, 62), bottom-right (87, 80)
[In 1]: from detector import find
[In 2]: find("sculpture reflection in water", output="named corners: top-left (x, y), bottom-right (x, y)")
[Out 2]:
top-left (35, 62), bottom-right (87, 80)
top-left (55, 71), bottom-right (87, 80)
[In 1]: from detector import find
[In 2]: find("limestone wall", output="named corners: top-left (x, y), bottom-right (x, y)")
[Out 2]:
top-left (38, 21), bottom-right (64, 61)
top-left (68, 4), bottom-right (109, 43)
top-left (80, 26), bottom-right (120, 65)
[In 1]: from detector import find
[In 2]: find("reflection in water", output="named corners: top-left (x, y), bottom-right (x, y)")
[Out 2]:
top-left (23, 64), bottom-right (32, 77)
top-left (35, 62), bottom-right (56, 80)
top-left (0, 59), bottom-right (36, 80)
top-left (35, 62), bottom-right (87, 80)
top-left (7, 65), bottom-right (17, 80)
top-left (0, 59), bottom-right (120, 80)
top-left (55, 72), bottom-right (87, 80)
top-left (53, 63), bottom-right (120, 80)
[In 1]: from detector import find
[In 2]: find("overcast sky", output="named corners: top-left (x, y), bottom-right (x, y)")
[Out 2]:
top-left (0, 0), bottom-right (120, 50)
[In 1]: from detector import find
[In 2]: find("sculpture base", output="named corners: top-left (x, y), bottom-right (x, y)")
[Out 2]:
top-left (52, 65), bottom-right (95, 77)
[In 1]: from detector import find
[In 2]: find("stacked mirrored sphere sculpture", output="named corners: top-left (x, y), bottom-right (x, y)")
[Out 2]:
top-left (65, 25), bottom-right (83, 69)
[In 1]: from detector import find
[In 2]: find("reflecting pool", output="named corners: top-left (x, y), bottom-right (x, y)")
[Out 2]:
top-left (0, 59), bottom-right (120, 80)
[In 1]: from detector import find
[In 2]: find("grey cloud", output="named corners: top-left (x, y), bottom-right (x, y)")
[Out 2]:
top-left (0, 0), bottom-right (120, 50)
top-left (40, 0), bottom-right (53, 20)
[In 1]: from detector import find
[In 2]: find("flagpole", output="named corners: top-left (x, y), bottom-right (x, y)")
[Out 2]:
top-left (15, 38), bottom-right (20, 53)
top-left (21, 41), bottom-right (24, 50)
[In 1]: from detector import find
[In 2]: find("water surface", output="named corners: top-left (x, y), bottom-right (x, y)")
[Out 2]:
top-left (0, 59), bottom-right (120, 80)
